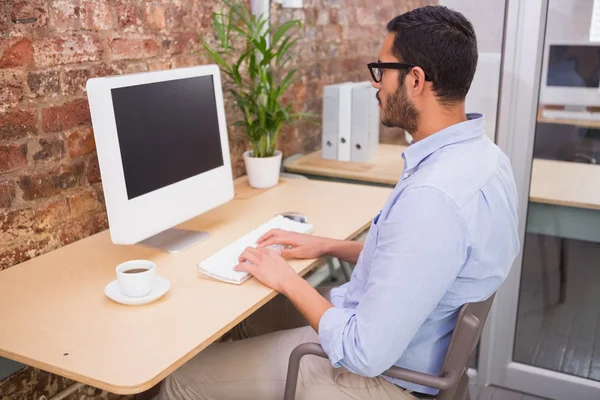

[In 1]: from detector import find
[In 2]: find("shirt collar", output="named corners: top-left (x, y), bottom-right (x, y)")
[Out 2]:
top-left (402, 113), bottom-right (485, 171)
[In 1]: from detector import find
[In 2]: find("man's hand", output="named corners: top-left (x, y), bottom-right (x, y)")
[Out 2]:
top-left (234, 247), bottom-right (299, 293)
top-left (234, 246), bottom-right (333, 332)
top-left (256, 229), bottom-right (331, 259)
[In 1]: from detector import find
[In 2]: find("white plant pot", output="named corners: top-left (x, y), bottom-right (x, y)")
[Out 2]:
top-left (243, 150), bottom-right (282, 189)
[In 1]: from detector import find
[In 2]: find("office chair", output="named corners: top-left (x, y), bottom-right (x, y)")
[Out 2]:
top-left (283, 294), bottom-right (496, 400)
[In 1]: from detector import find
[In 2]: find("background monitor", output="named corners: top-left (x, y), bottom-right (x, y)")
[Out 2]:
top-left (86, 65), bottom-right (234, 252)
top-left (540, 43), bottom-right (600, 107)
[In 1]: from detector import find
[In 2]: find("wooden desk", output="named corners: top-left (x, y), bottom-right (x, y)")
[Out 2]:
top-left (0, 177), bottom-right (392, 395)
top-left (529, 159), bottom-right (600, 210)
top-left (284, 144), bottom-right (407, 187)
top-left (528, 159), bottom-right (600, 243)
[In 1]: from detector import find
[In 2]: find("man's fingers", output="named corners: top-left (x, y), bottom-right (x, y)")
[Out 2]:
top-left (262, 247), bottom-right (283, 261)
top-left (258, 237), bottom-right (294, 248)
top-left (233, 261), bottom-right (257, 274)
top-left (238, 248), bottom-right (262, 264)
top-left (256, 229), bottom-right (282, 244)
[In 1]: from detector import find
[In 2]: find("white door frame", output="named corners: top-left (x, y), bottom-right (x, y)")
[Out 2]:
top-left (479, 0), bottom-right (600, 398)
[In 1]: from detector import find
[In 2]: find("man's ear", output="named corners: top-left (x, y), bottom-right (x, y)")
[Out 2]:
top-left (410, 67), bottom-right (427, 96)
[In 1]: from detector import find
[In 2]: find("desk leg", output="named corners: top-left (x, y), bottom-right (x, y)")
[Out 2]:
top-left (326, 257), bottom-right (338, 282)
top-left (559, 238), bottom-right (568, 304)
top-left (538, 235), bottom-right (552, 309)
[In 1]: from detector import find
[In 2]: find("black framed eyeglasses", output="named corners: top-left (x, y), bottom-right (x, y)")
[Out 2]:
top-left (367, 62), bottom-right (432, 83)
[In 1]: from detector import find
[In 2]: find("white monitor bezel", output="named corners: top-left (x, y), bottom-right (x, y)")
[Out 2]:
top-left (86, 65), bottom-right (234, 245)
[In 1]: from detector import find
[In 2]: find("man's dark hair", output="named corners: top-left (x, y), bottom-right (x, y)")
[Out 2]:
top-left (387, 6), bottom-right (478, 104)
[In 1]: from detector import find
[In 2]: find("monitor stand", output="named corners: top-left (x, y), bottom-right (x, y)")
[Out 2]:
top-left (138, 229), bottom-right (210, 254)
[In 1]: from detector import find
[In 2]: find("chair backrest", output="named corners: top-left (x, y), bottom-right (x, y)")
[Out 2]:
top-left (436, 293), bottom-right (496, 400)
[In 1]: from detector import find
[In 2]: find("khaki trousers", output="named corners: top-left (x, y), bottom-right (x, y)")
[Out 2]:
top-left (158, 288), bottom-right (419, 400)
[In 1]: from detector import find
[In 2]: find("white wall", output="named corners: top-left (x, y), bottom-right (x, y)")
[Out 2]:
top-left (440, 0), bottom-right (506, 53)
top-left (439, 0), bottom-right (507, 141)
top-left (546, 0), bottom-right (594, 43)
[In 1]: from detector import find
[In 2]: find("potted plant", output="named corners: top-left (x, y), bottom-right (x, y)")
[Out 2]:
top-left (203, 0), bottom-right (306, 189)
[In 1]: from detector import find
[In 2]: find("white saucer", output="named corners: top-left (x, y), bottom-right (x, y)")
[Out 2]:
top-left (105, 276), bottom-right (170, 306)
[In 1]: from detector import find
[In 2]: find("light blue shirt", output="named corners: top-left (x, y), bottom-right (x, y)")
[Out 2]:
top-left (318, 113), bottom-right (520, 395)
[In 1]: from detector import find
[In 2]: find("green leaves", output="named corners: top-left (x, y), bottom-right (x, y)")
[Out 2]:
top-left (273, 20), bottom-right (301, 45)
top-left (202, 0), bottom-right (312, 158)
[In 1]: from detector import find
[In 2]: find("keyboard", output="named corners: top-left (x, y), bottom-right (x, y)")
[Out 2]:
top-left (197, 215), bottom-right (314, 284)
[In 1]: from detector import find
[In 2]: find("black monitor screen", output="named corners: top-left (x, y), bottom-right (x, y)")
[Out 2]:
top-left (547, 45), bottom-right (600, 88)
top-left (111, 75), bottom-right (224, 200)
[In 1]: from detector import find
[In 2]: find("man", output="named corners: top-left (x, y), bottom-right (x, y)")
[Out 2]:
top-left (159, 5), bottom-right (520, 400)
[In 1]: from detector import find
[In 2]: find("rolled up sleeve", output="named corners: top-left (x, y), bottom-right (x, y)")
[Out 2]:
top-left (317, 186), bottom-right (471, 377)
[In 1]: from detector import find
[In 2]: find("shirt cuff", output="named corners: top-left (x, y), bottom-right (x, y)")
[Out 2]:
top-left (318, 306), bottom-right (355, 366)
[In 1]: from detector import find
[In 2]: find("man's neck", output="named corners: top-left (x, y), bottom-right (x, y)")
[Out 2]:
top-left (410, 103), bottom-right (467, 143)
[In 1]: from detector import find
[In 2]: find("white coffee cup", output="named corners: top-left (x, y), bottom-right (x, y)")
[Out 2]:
top-left (116, 260), bottom-right (156, 297)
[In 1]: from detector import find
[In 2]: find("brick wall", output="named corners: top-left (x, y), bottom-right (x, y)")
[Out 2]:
top-left (0, 0), bottom-right (434, 398)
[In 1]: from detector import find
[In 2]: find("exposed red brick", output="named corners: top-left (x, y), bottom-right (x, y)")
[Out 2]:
top-left (148, 60), bottom-right (172, 71)
top-left (116, 3), bottom-right (140, 31)
top-left (93, 183), bottom-right (105, 208)
top-left (27, 70), bottom-right (60, 98)
top-left (318, 25), bottom-right (342, 42)
top-left (81, 0), bottom-right (113, 31)
top-left (68, 188), bottom-right (98, 218)
top-left (165, 6), bottom-right (188, 31)
top-left (34, 35), bottom-right (103, 68)
top-left (0, 144), bottom-right (28, 173)
top-left (109, 38), bottom-right (158, 61)
top-left (0, 4), bottom-right (9, 34)
top-left (329, 8), bottom-right (338, 24)
top-left (316, 9), bottom-right (330, 25)
top-left (190, 2), bottom-right (215, 30)
top-left (144, 5), bottom-right (166, 30)
top-left (377, 6), bottom-right (397, 23)
top-left (0, 208), bottom-right (34, 245)
top-left (48, 0), bottom-right (82, 32)
top-left (0, 38), bottom-right (33, 68)
top-left (57, 213), bottom-right (104, 246)
top-left (93, 210), bottom-right (108, 231)
top-left (0, 238), bottom-right (51, 271)
top-left (86, 153), bottom-right (101, 183)
top-left (356, 7), bottom-right (377, 26)
top-left (162, 32), bottom-right (196, 56)
top-left (61, 68), bottom-right (91, 96)
top-left (9, 0), bottom-right (48, 30)
top-left (336, 7), bottom-right (356, 27)
top-left (33, 138), bottom-right (65, 162)
top-left (0, 181), bottom-right (16, 208)
top-left (0, 70), bottom-right (25, 105)
top-left (91, 63), bottom-right (118, 78)
top-left (112, 61), bottom-right (149, 75)
top-left (41, 99), bottom-right (91, 133)
top-left (65, 128), bottom-right (95, 157)
top-left (0, 109), bottom-right (37, 141)
top-left (19, 162), bottom-right (85, 201)
top-left (35, 198), bottom-right (69, 233)
top-left (171, 55), bottom-right (204, 69)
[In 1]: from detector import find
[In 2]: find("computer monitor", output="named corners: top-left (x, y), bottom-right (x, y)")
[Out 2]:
top-left (540, 43), bottom-right (600, 108)
top-left (86, 65), bottom-right (234, 253)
